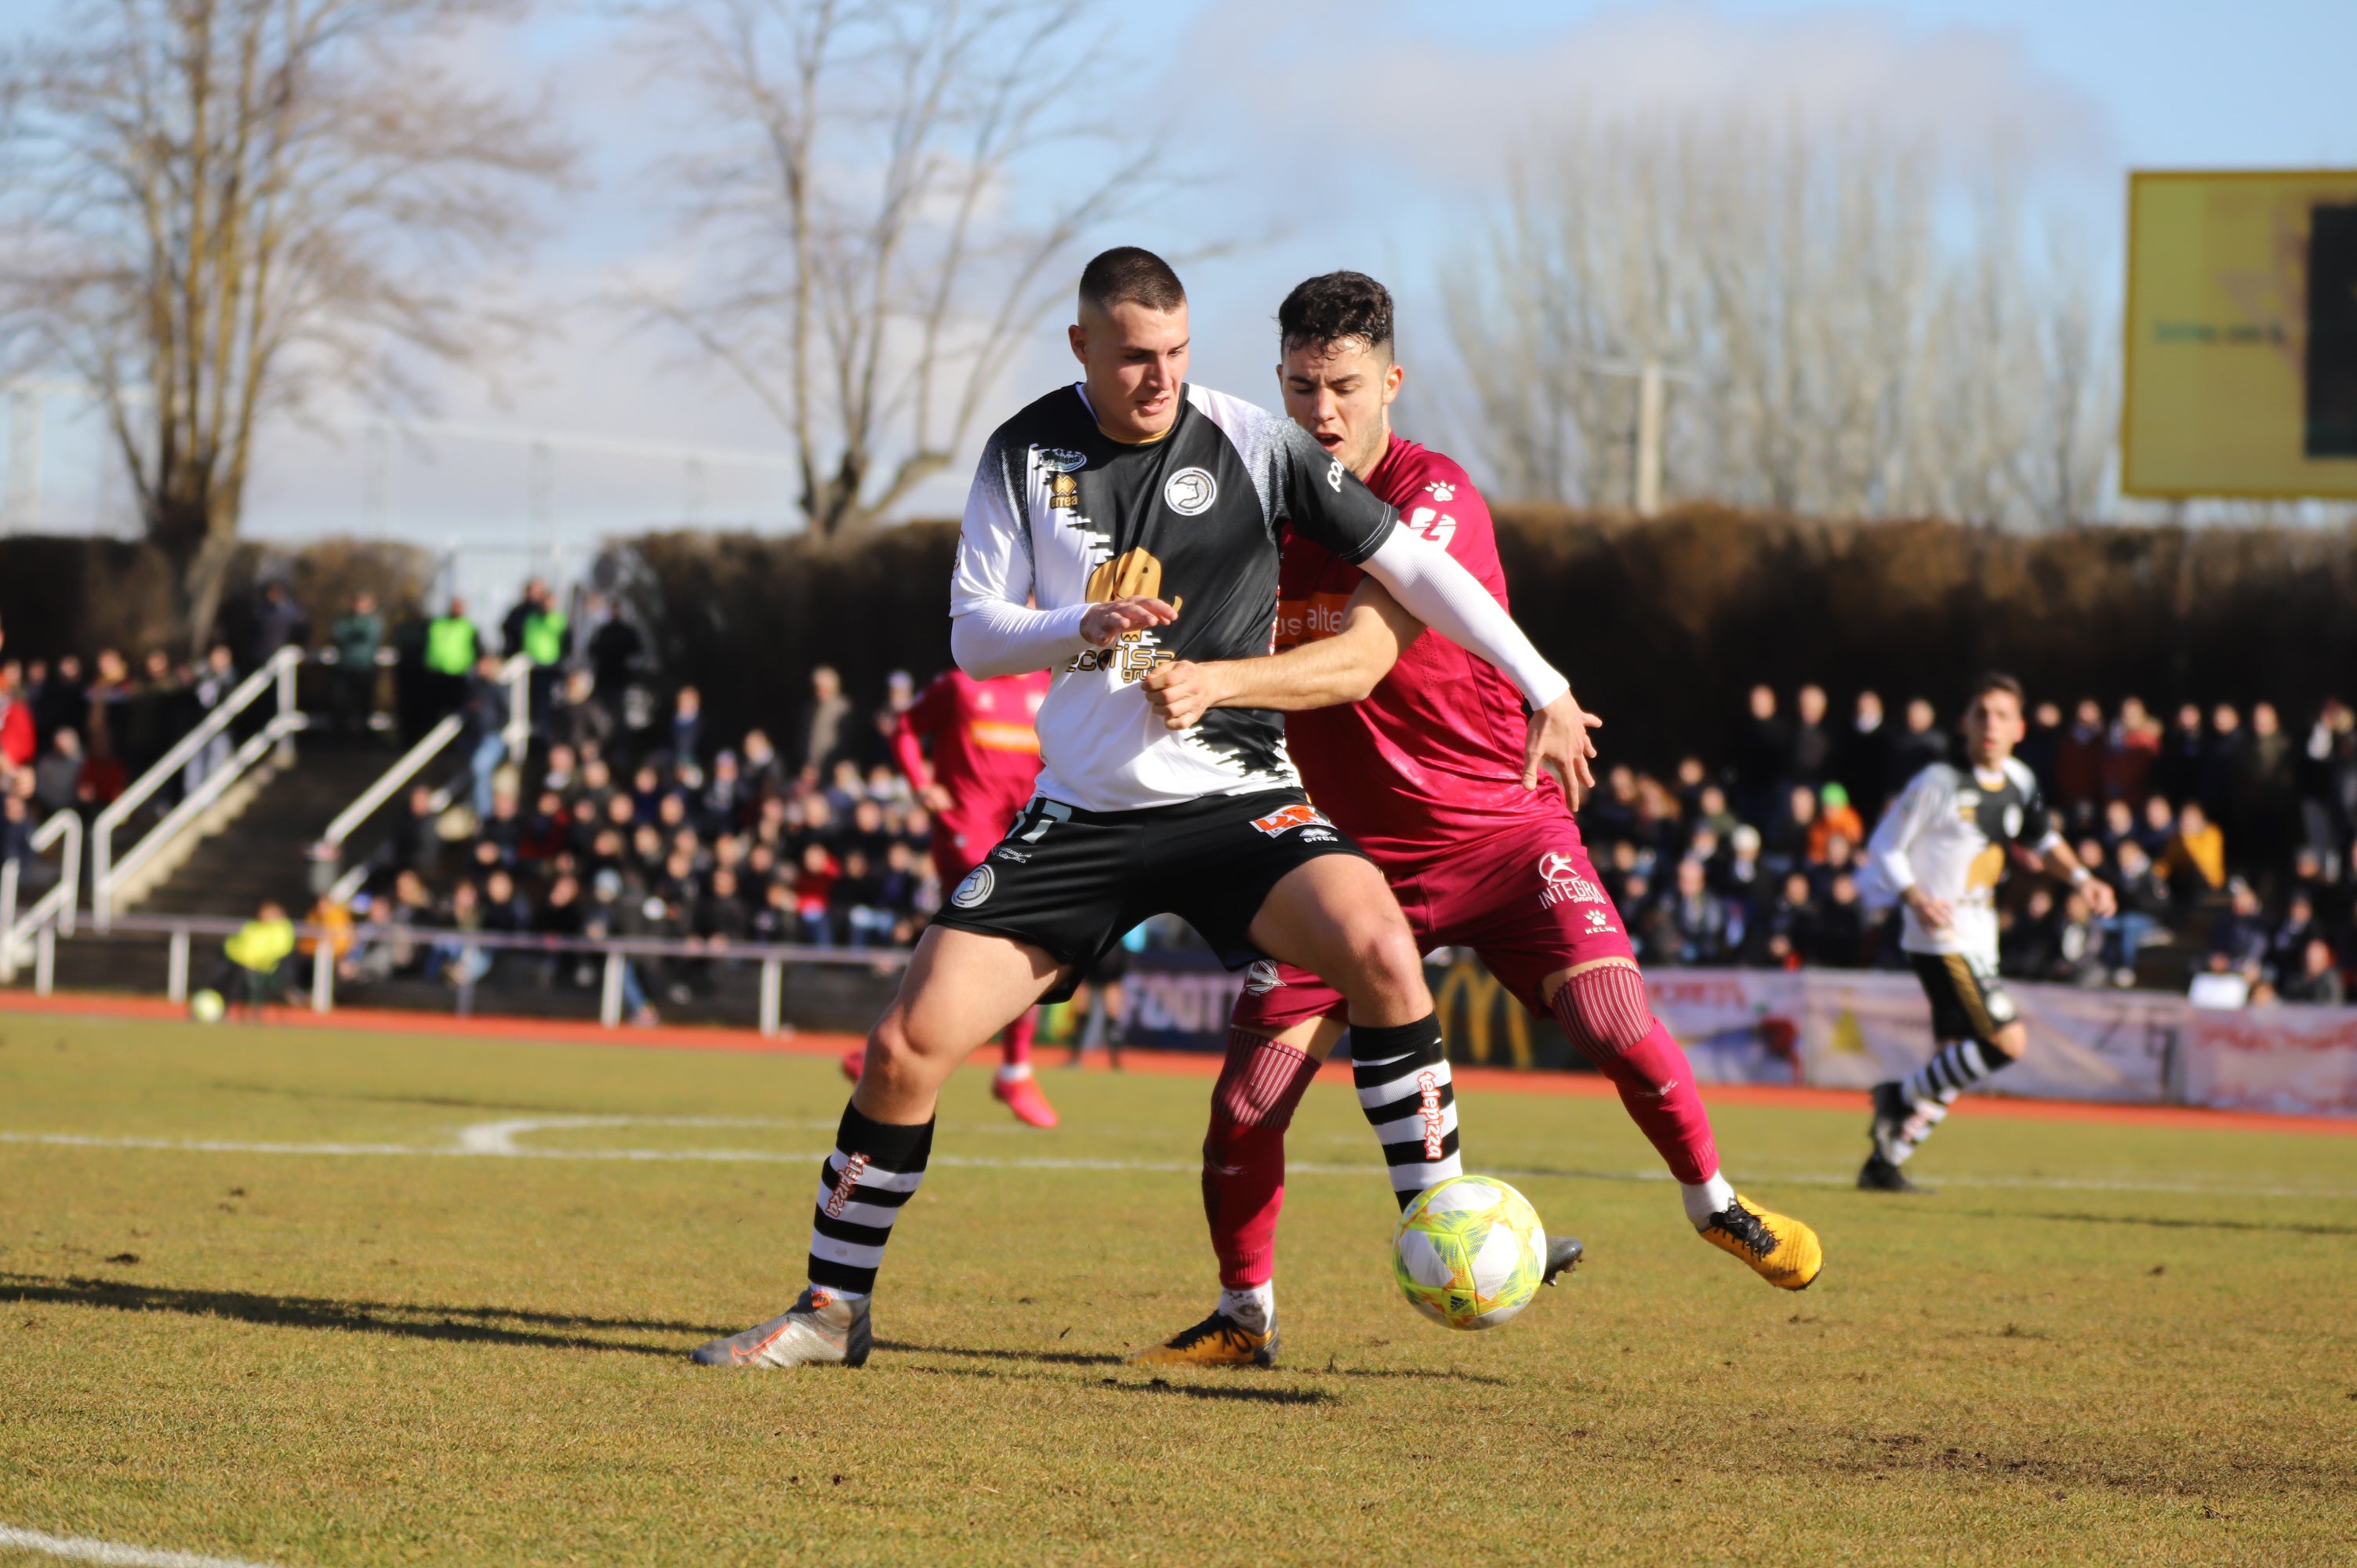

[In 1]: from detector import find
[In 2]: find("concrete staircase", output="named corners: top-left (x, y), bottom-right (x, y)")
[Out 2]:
top-left (42, 739), bottom-right (397, 996)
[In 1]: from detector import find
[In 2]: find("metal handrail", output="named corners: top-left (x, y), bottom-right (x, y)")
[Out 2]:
top-left (91, 645), bottom-right (305, 930)
top-left (62, 909), bottom-right (910, 1034)
top-left (0, 810), bottom-right (82, 983)
top-left (313, 654), bottom-right (531, 890)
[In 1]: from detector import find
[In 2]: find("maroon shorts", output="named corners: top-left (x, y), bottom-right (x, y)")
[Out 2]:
top-left (1229, 816), bottom-right (1633, 1035)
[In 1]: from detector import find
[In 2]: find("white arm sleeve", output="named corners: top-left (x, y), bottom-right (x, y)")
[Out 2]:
top-left (1356, 524), bottom-right (1569, 710)
top-left (950, 601), bottom-right (1091, 680)
top-left (1865, 772), bottom-right (1937, 894)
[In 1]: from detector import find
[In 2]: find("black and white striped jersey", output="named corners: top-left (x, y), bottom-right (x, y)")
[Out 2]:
top-left (1865, 757), bottom-right (2063, 962)
top-left (950, 383), bottom-right (1397, 812)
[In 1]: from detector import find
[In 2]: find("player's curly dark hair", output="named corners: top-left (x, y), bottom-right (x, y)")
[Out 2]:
top-left (1079, 247), bottom-right (1186, 314)
top-left (1277, 271), bottom-right (1394, 357)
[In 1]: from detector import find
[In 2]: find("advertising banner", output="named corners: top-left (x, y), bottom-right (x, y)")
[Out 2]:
top-left (1120, 949), bottom-right (2355, 1120)
top-left (2185, 1007), bottom-right (2357, 1118)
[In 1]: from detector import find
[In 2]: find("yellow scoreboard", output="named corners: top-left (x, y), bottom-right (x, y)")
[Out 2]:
top-left (2123, 169), bottom-right (2357, 499)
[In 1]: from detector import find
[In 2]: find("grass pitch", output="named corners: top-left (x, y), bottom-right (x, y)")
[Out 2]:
top-left (2, 1011), bottom-right (2354, 1566)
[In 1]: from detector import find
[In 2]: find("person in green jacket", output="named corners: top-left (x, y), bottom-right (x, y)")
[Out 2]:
top-left (329, 592), bottom-right (384, 734)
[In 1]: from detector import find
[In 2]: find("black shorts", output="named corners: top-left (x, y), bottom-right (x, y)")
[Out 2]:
top-left (1909, 951), bottom-right (2018, 1047)
top-left (930, 789), bottom-right (1364, 1002)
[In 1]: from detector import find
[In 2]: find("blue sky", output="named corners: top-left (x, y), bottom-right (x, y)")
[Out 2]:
top-left (4, 0), bottom-right (2353, 561)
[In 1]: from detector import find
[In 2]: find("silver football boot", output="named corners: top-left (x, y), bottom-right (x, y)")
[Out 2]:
top-left (691, 1286), bottom-right (872, 1368)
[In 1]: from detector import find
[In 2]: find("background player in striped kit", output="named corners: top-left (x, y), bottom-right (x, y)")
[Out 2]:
top-left (1858, 673), bottom-right (2115, 1192)
top-left (841, 665), bottom-right (1059, 1128)
top-left (1131, 273), bottom-right (1822, 1367)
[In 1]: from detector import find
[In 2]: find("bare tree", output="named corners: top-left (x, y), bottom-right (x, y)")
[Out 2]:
top-left (0, 0), bottom-right (571, 643)
top-left (1446, 114), bottom-right (2112, 531)
top-left (635, 0), bottom-right (1164, 539)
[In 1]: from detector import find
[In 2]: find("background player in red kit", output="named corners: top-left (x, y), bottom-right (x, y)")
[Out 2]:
top-left (841, 666), bottom-right (1059, 1127)
top-left (1134, 273), bottom-right (1822, 1364)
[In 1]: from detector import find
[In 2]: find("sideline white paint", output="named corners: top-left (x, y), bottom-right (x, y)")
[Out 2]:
top-left (0, 1123), bottom-right (2347, 1200)
top-left (0, 1523), bottom-right (285, 1568)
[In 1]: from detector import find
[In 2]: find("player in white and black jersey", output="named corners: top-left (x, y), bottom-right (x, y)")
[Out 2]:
top-left (691, 247), bottom-right (1600, 1370)
top-left (1858, 673), bottom-right (2115, 1192)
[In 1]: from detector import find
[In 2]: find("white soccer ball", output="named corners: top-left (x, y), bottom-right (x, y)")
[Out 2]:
top-left (188, 988), bottom-right (226, 1024)
top-left (1392, 1174), bottom-right (1549, 1331)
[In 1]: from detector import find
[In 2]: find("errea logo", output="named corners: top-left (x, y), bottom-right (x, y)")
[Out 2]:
top-left (1324, 458), bottom-right (1344, 492)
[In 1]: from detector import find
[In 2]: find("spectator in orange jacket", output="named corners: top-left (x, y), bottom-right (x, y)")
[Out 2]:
top-left (1807, 781), bottom-right (1865, 863)
top-left (2160, 799), bottom-right (2227, 906)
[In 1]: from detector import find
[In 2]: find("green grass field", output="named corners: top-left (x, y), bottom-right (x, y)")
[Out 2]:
top-left (2, 1010), bottom-right (2354, 1566)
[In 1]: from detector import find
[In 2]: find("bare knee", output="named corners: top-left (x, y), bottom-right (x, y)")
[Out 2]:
top-left (1339, 917), bottom-right (1428, 1019)
top-left (859, 1011), bottom-right (941, 1096)
top-left (1985, 1023), bottom-right (2028, 1064)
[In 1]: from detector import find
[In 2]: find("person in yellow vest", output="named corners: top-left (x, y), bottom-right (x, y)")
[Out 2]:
top-left (423, 598), bottom-right (479, 724)
top-left (216, 900), bottom-right (296, 1016)
top-left (510, 579), bottom-right (568, 734)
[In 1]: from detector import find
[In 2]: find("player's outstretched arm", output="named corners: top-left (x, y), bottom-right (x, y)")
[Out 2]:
top-left (1142, 579), bottom-right (1421, 728)
top-left (1353, 524), bottom-right (1600, 800)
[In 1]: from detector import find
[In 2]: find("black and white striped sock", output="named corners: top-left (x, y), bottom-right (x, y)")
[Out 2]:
top-left (1902, 1040), bottom-right (1999, 1114)
top-left (1349, 1016), bottom-right (1462, 1210)
top-left (806, 1103), bottom-right (933, 1299)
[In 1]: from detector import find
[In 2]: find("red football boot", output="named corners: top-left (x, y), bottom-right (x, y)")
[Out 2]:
top-left (992, 1068), bottom-right (1059, 1128)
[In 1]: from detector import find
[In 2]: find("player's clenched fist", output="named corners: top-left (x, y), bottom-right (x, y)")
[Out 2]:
top-left (1144, 659), bottom-right (1221, 730)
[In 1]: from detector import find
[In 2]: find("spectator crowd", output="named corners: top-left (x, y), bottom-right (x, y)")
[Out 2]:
top-left (1591, 684), bottom-right (2355, 1005)
top-left (9, 589), bottom-right (2357, 1012)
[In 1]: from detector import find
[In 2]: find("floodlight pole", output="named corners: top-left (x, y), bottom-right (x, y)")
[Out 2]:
top-left (1577, 356), bottom-right (1695, 518)
top-left (1634, 362), bottom-right (1666, 518)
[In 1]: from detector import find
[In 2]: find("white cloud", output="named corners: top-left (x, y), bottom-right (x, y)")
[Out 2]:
top-left (1175, 0), bottom-right (2114, 187)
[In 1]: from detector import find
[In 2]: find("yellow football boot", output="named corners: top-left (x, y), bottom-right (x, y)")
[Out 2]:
top-left (1129, 1312), bottom-right (1278, 1369)
top-left (1699, 1195), bottom-right (1822, 1290)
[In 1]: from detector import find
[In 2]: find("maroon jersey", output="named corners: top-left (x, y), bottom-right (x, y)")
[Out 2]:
top-left (892, 670), bottom-right (1049, 873)
top-left (1273, 434), bottom-right (1565, 866)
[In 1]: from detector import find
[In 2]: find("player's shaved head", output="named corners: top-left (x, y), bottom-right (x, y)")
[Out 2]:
top-left (1078, 246), bottom-right (1186, 317)
top-left (1278, 271), bottom-right (1394, 362)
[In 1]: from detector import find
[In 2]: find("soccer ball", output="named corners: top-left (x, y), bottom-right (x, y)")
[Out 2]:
top-left (1393, 1174), bottom-right (1547, 1331)
top-left (188, 989), bottom-right (226, 1024)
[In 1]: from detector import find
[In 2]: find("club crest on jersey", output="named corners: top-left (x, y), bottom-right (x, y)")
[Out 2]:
top-left (1425, 480), bottom-right (1455, 502)
top-left (1249, 801), bottom-right (1331, 837)
top-left (951, 865), bottom-right (995, 909)
top-left (1164, 466), bottom-right (1217, 515)
top-left (1537, 851), bottom-right (1606, 909)
top-left (1243, 959), bottom-right (1284, 996)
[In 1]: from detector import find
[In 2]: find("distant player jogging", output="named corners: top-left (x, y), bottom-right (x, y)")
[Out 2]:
top-left (841, 666), bottom-right (1059, 1129)
top-left (1857, 673), bottom-right (2114, 1192)
top-left (1131, 273), bottom-right (1823, 1368)
top-left (692, 247), bottom-right (1597, 1370)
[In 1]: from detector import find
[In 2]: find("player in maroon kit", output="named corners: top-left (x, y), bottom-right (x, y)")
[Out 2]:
top-left (841, 666), bottom-right (1060, 1127)
top-left (1131, 273), bottom-right (1822, 1365)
